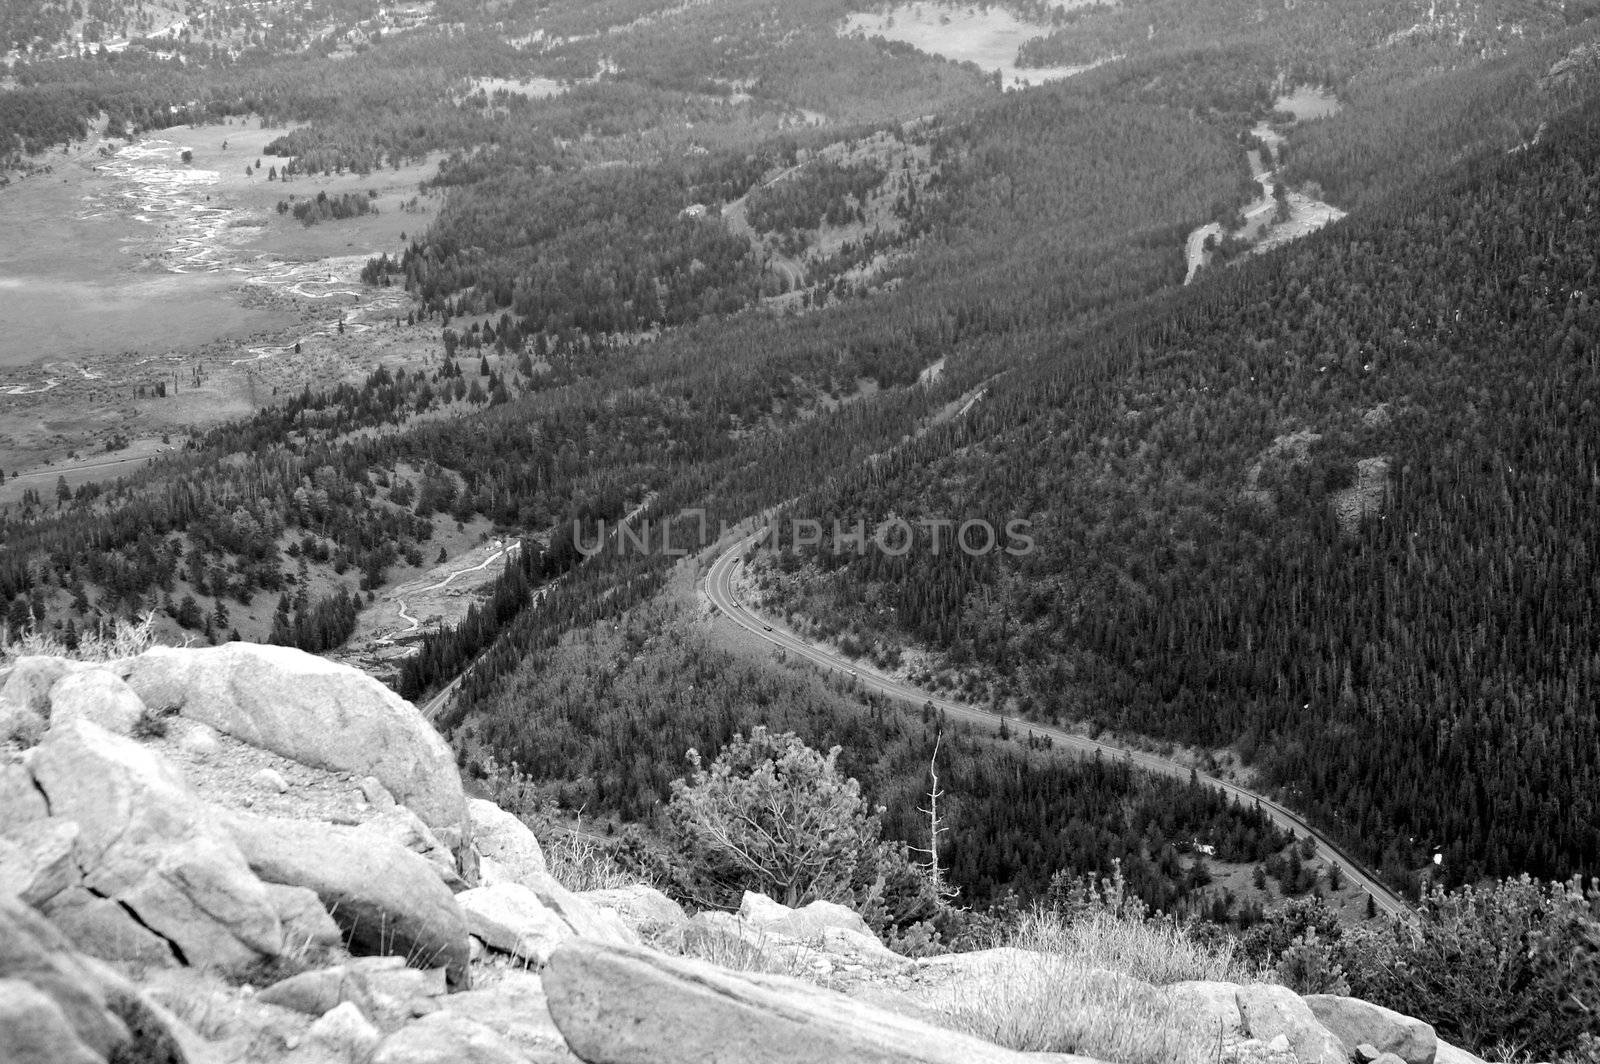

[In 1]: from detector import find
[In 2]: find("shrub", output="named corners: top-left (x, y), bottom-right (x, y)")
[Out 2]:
top-left (661, 728), bottom-right (941, 931)
top-left (130, 705), bottom-right (175, 741)
top-left (1343, 876), bottom-right (1600, 1060)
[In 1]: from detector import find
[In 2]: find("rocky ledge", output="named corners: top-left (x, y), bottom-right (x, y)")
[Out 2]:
top-left (0, 645), bottom-right (1493, 1064)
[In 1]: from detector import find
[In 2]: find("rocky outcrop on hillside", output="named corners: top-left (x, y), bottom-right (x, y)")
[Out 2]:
top-left (0, 644), bottom-right (1495, 1064)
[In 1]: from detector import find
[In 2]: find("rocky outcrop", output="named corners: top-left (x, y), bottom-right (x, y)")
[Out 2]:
top-left (1305, 995), bottom-right (1436, 1064)
top-left (0, 895), bottom-right (188, 1064)
top-left (223, 810), bottom-right (472, 989)
top-left (0, 644), bottom-right (1477, 1064)
top-left (24, 717), bottom-right (285, 970)
top-left (544, 938), bottom-right (1089, 1064)
top-left (123, 643), bottom-right (465, 840)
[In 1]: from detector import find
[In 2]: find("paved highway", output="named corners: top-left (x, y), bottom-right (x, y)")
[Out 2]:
top-left (704, 527), bottom-right (1417, 925)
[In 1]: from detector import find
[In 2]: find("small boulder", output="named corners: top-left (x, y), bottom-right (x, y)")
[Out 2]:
top-left (251, 767), bottom-right (289, 794)
top-left (362, 776), bottom-right (397, 810)
top-left (435, 969), bottom-right (578, 1063)
top-left (466, 799), bottom-right (546, 883)
top-left (176, 723), bottom-right (222, 759)
top-left (1305, 995), bottom-right (1436, 1064)
top-left (1236, 984), bottom-right (1347, 1064)
top-left (578, 884), bottom-right (687, 934)
top-left (1355, 1044), bottom-right (1383, 1063)
top-left (307, 1000), bottom-right (382, 1062)
top-left (458, 882), bottom-right (579, 966)
top-left (47, 670), bottom-right (146, 736)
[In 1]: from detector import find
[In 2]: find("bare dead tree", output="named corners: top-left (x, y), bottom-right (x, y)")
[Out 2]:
top-left (910, 732), bottom-right (958, 900)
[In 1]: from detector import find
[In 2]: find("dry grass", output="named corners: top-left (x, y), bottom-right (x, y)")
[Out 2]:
top-left (932, 907), bottom-right (1260, 1064)
top-left (941, 952), bottom-right (1225, 1064)
top-left (654, 919), bottom-right (819, 982)
top-left (1008, 907), bottom-right (1263, 986)
top-left (1, 611), bottom-right (158, 666)
top-left (540, 825), bottom-right (648, 893)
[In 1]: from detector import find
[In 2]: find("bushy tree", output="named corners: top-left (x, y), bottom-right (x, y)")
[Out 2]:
top-left (1343, 876), bottom-right (1600, 1060)
top-left (663, 727), bottom-right (885, 908)
top-left (662, 728), bottom-right (942, 932)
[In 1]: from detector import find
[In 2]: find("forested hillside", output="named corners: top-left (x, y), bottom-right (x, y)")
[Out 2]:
top-left (456, 595), bottom-right (1290, 916)
top-left (7, 0), bottom-right (1600, 925)
top-left (757, 84), bottom-right (1600, 892)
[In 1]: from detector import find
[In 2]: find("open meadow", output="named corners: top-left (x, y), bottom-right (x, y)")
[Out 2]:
top-left (0, 118), bottom-right (444, 474)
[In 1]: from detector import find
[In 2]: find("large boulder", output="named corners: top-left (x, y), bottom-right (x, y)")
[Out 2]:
top-left (0, 895), bottom-right (189, 1064)
top-left (26, 717), bottom-right (285, 970)
top-left (223, 810), bottom-right (472, 990)
top-left (1305, 996), bottom-right (1436, 1064)
top-left (123, 644), bottom-right (465, 840)
top-left (544, 938), bottom-right (1094, 1064)
top-left (739, 891), bottom-right (874, 940)
top-left (467, 798), bottom-right (547, 884)
top-left (1236, 984), bottom-right (1348, 1064)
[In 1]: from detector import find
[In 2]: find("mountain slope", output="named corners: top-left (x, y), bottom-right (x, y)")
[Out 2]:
top-left (757, 76), bottom-right (1600, 890)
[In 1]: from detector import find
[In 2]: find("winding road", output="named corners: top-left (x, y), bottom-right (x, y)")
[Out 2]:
top-left (703, 528), bottom-right (1417, 925)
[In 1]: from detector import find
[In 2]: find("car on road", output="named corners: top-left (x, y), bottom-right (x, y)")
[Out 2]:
top-left (762, 624), bottom-right (773, 631)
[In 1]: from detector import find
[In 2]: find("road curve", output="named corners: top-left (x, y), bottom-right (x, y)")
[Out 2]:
top-left (704, 528), bottom-right (1417, 925)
